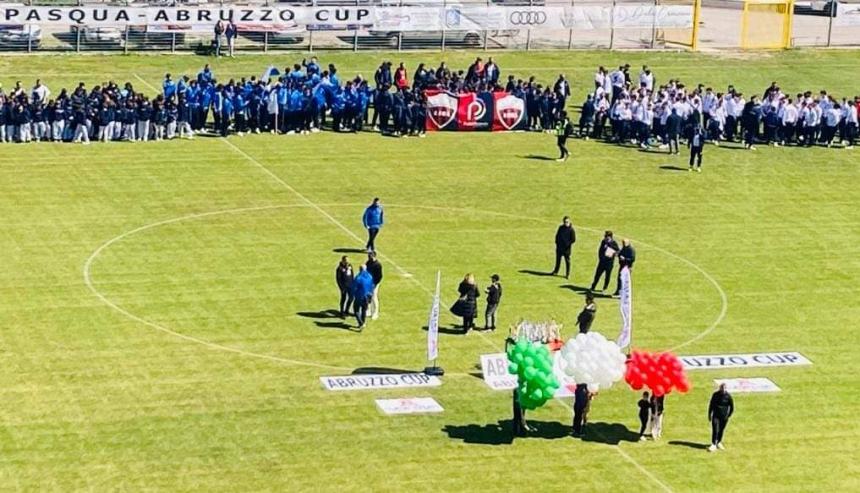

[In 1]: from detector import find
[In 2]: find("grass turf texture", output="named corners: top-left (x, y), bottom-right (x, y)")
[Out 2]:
top-left (0, 50), bottom-right (859, 492)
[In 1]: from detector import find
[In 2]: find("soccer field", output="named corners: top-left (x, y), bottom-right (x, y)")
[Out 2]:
top-left (1, 50), bottom-right (859, 492)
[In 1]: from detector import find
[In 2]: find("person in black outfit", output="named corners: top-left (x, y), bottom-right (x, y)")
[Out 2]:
top-left (576, 293), bottom-right (597, 333)
top-left (708, 383), bottom-right (734, 452)
top-left (484, 274), bottom-right (502, 331)
top-left (689, 123), bottom-right (705, 172)
top-left (555, 111), bottom-right (574, 162)
top-left (742, 96), bottom-right (760, 150)
top-left (572, 383), bottom-right (589, 437)
top-left (506, 336), bottom-right (532, 436)
top-left (551, 216), bottom-right (576, 278)
top-left (590, 231), bottom-right (619, 292)
top-left (452, 273), bottom-right (479, 333)
top-left (650, 393), bottom-right (665, 439)
top-left (335, 256), bottom-right (354, 316)
top-left (637, 391), bottom-right (651, 440)
top-left (613, 238), bottom-right (636, 296)
top-left (666, 108), bottom-right (682, 155)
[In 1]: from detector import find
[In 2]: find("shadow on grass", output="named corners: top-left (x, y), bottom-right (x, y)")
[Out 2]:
top-left (352, 367), bottom-right (417, 375)
top-left (332, 247), bottom-right (367, 254)
top-left (668, 440), bottom-right (710, 450)
top-left (443, 419), bottom-right (570, 445)
top-left (560, 284), bottom-right (613, 298)
top-left (520, 154), bottom-right (557, 161)
top-left (297, 309), bottom-right (342, 319)
top-left (580, 422), bottom-right (640, 445)
top-left (422, 325), bottom-right (467, 336)
top-left (659, 165), bottom-right (688, 171)
top-left (314, 321), bottom-right (357, 332)
top-left (518, 269), bottom-right (556, 277)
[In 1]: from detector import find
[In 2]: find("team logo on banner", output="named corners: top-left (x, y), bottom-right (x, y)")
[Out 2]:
top-left (493, 94), bottom-right (526, 131)
top-left (426, 91), bottom-right (458, 130)
top-left (456, 92), bottom-right (494, 130)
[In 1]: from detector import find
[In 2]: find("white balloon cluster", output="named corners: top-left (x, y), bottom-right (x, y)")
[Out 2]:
top-left (558, 332), bottom-right (627, 393)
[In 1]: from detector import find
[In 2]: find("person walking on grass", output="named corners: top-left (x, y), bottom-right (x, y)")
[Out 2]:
top-left (555, 111), bottom-right (574, 162)
top-left (689, 123), bottom-right (705, 172)
top-left (366, 251), bottom-right (383, 320)
top-left (551, 216), bottom-right (576, 279)
top-left (351, 265), bottom-right (374, 330)
top-left (335, 256), bottom-right (354, 317)
top-left (362, 197), bottom-right (384, 253)
top-left (650, 393), bottom-right (665, 440)
top-left (451, 273), bottom-right (479, 333)
top-left (213, 20), bottom-right (225, 58)
top-left (590, 231), bottom-right (618, 292)
top-left (484, 274), bottom-right (502, 331)
top-left (576, 292), bottom-right (597, 334)
top-left (708, 383), bottom-right (734, 452)
top-left (225, 21), bottom-right (237, 58)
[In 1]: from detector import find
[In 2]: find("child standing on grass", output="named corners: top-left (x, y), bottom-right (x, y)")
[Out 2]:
top-left (484, 274), bottom-right (502, 331)
top-left (638, 391), bottom-right (651, 441)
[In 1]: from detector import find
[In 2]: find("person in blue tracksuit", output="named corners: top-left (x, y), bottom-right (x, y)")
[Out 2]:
top-left (311, 82), bottom-right (327, 130)
top-left (303, 57), bottom-right (321, 77)
top-left (330, 88), bottom-right (346, 132)
top-left (163, 73), bottom-right (177, 102)
top-left (288, 86), bottom-right (303, 133)
top-left (362, 197), bottom-right (384, 252)
top-left (351, 264), bottom-right (375, 330)
top-left (178, 95), bottom-right (193, 139)
top-left (220, 88), bottom-right (233, 137)
top-left (201, 83), bottom-right (215, 132)
top-left (276, 83), bottom-right (289, 133)
top-left (233, 92), bottom-right (248, 135)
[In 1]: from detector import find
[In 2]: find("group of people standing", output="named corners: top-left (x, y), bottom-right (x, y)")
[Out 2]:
top-left (551, 217), bottom-right (636, 297)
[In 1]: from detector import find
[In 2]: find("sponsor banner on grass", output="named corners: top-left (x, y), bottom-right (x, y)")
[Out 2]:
top-left (425, 90), bottom-right (527, 132)
top-left (714, 377), bottom-right (781, 393)
top-left (376, 397), bottom-right (444, 415)
top-left (320, 373), bottom-right (442, 391)
top-left (681, 352), bottom-right (812, 370)
top-left (479, 352), bottom-right (576, 397)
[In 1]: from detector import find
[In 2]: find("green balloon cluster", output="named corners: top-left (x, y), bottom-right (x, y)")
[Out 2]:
top-left (506, 338), bottom-right (560, 410)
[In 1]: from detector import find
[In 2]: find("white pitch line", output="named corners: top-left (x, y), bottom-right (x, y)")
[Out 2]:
top-left (220, 138), bottom-right (418, 283)
top-left (133, 73), bottom-right (159, 94)
top-left (83, 204), bottom-right (354, 372)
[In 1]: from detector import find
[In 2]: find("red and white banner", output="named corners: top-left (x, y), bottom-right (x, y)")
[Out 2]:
top-left (426, 90), bottom-right (527, 132)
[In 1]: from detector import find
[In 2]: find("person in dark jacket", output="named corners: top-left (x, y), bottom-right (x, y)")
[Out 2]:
top-left (689, 123), bottom-right (705, 172)
top-left (452, 273), bottom-right (479, 333)
top-left (362, 197), bottom-right (384, 253)
top-left (351, 265), bottom-right (375, 330)
top-left (506, 336), bottom-right (532, 436)
top-left (637, 391), bottom-right (651, 440)
top-left (613, 238), bottom-right (636, 296)
top-left (484, 274), bottom-right (502, 331)
top-left (335, 256), bottom-right (354, 316)
top-left (742, 96), bottom-right (761, 150)
top-left (576, 292), bottom-right (597, 333)
top-left (650, 393), bottom-right (665, 439)
top-left (555, 111), bottom-right (574, 162)
top-left (590, 231), bottom-right (619, 292)
top-left (572, 383), bottom-right (589, 437)
top-left (366, 251), bottom-right (383, 320)
top-left (666, 108), bottom-right (683, 155)
top-left (551, 216), bottom-right (576, 278)
top-left (708, 383), bottom-right (734, 452)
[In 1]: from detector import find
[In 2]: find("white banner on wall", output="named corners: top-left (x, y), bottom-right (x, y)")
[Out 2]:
top-left (0, 5), bottom-right (693, 30)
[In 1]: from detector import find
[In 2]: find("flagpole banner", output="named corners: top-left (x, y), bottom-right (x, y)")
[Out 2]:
top-left (427, 270), bottom-right (441, 362)
top-left (616, 266), bottom-right (632, 349)
top-left (376, 397), bottom-right (444, 415)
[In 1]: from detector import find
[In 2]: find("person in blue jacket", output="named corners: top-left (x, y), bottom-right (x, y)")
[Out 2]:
top-left (351, 264), bottom-right (375, 330)
top-left (220, 87), bottom-right (233, 137)
top-left (163, 73), bottom-right (177, 102)
top-left (362, 197), bottom-right (384, 252)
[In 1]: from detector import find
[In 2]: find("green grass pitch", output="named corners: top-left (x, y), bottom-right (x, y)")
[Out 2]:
top-left (0, 50), bottom-right (859, 492)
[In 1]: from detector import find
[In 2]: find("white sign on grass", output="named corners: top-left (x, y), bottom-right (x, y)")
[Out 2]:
top-left (714, 378), bottom-right (781, 393)
top-left (376, 397), bottom-right (444, 415)
top-left (320, 373), bottom-right (441, 391)
top-left (479, 352), bottom-right (577, 398)
top-left (681, 352), bottom-right (812, 370)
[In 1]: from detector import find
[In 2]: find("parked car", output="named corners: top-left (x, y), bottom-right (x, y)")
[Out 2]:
top-left (239, 23), bottom-right (305, 45)
top-left (793, 1), bottom-right (837, 17)
top-left (0, 25), bottom-right (42, 48)
top-left (69, 26), bottom-right (125, 46)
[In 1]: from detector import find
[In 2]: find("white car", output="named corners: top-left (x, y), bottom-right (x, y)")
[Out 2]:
top-left (0, 25), bottom-right (42, 47)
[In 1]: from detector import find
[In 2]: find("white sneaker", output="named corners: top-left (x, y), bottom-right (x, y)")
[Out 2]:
top-left (371, 313), bottom-right (379, 321)
top-left (708, 444), bottom-right (717, 452)
top-left (717, 442), bottom-right (725, 450)
top-left (639, 436), bottom-right (647, 442)
top-left (749, 146), bottom-right (756, 151)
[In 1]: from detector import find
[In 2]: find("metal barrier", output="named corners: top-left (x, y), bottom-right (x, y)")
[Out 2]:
top-left (0, 0), bottom-right (857, 52)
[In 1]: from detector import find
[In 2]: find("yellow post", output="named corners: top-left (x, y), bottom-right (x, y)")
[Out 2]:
top-left (691, 0), bottom-right (702, 51)
top-left (740, 1), bottom-right (750, 49)
top-left (783, 0), bottom-right (795, 48)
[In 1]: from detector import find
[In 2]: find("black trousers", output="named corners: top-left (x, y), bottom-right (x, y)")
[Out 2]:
top-left (553, 249), bottom-right (571, 277)
top-left (512, 391), bottom-right (527, 436)
top-left (339, 288), bottom-right (354, 314)
top-left (689, 146), bottom-right (703, 167)
top-left (639, 413), bottom-right (649, 436)
top-left (573, 406), bottom-right (585, 435)
top-left (354, 298), bottom-right (368, 327)
top-left (711, 416), bottom-right (729, 444)
top-left (557, 137), bottom-right (569, 158)
top-left (591, 261), bottom-right (614, 291)
top-left (614, 266), bottom-right (629, 294)
top-left (366, 227), bottom-right (379, 251)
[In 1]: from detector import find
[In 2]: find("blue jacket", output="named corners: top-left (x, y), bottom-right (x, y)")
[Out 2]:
top-left (351, 270), bottom-right (375, 300)
top-left (362, 204), bottom-right (384, 229)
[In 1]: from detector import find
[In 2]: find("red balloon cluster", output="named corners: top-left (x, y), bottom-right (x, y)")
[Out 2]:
top-left (625, 350), bottom-right (691, 397)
